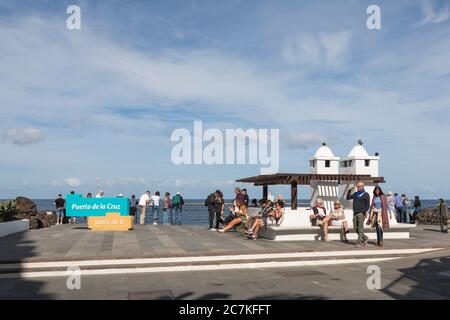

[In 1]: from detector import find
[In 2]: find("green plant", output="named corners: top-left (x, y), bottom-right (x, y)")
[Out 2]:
top-left (0, 200), bottom-right (18, 222)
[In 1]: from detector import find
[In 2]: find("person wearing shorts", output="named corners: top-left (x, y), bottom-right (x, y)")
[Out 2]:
top-left (54, 194), bottom-right (65, 225)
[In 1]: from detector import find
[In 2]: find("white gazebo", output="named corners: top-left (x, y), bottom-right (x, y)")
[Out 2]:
top-left (309, 143), bottom-right (340, 212)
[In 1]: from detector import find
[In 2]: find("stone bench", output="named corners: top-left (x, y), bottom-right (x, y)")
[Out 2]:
top-left (258, 207), bottom-right (415, 241)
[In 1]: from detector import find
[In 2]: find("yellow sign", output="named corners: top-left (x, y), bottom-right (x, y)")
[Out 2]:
top-left (87, 212), bottom-right (133, 231)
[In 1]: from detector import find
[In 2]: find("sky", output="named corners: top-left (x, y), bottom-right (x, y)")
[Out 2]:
top-left (0, 0), bottom-right (449, 199)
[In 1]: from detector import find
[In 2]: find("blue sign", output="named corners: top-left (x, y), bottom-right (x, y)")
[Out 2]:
top-left (66, 194), bottom-right (130, 217)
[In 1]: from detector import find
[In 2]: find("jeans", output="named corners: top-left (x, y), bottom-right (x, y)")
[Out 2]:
top-left (208, 209), bottom-right (215, 229)
top-left (396, 207), bottom-right (405, 223)
top-left (162, 208), bottom-right (170, 225)
top-left (173, 205), bottom-right (182, 224)
top-left (353, 212), bottom-right (368, 243)
top-left (374, 213), bottom-right (383, 242)
top-left (214, 210), bottom-right (222, 229)
top-left (56, 208), bottom-right (65, 218)
top-left (152, 206), bottom-right (160, 223)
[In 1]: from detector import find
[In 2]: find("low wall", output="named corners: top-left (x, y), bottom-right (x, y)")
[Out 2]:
top-left (260, 207), bottom-right (414, 241)
top-left (281, 207), bottom-right (400, 227)
top-left (0, 219), bottom-right (30, 238)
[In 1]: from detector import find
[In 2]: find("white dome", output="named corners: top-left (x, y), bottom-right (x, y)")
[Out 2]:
top-left (313, 143), bottom-right (335, 159)
top-left (347, 142), bottom-right (369, 158)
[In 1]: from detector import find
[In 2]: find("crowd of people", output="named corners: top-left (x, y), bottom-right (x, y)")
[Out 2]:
top-left (53, 190), bottom-right (185, 226)
top-left (309, 181), bottom-right (422, 246)
top-left (135, 191), bottom-right (184, 225)
top-left (53, 184), bottom-right (423, 246)
top-left (204, 187), bottom-right (286, 240)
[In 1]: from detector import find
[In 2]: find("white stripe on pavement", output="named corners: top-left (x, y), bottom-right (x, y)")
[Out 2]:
top-left (0, 257), bottom-right (400, 279)
top-left (0, 248), bottom-right (440, 270)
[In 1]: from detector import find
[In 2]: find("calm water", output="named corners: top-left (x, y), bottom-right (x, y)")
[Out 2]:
top-left (7, 198), bottom-right (446, 225)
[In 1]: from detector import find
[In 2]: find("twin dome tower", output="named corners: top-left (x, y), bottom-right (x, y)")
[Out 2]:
top-left (309, 140), bottom-right (381, 211)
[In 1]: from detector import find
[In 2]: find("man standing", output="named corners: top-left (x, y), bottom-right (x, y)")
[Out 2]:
top-left (347, 181), bottom-right (371, 246)
top-left (242, 189), bottom-right (250, 207)
top-left (394, 193), bottom-right (404, 223)
top-left (234, 187), bottom-right (245, 204)
top-left (172, 192), bottom-right (184, 225)
top-left (205, 192), bottom-right (216, 230)
top-left (138, 191), bottom-right (150, 225)
top-left (54, 194), bottom-right (65, 225)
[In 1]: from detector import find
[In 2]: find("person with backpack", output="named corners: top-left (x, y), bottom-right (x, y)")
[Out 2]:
top-left (205, 192), bottom-right (216, 230)
top-left (172, 192), bottom-right (184, 225)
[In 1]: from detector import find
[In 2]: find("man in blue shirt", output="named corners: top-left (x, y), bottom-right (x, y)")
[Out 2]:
top-left (394, 193), bottom-right (405, 223)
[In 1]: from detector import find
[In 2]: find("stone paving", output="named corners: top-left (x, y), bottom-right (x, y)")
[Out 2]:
top-left (0, 223), bottom-right (449, 263)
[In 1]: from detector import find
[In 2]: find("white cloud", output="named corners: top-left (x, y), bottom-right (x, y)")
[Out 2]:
top-left (64, 178), bottom-right (82, 187)
top-left (2, 128), bottom-right (45, 145)
top-left (420, 0), bottom-right (449, 25)
top-left (286, 133), bottom-right (328, 150)
top-left (51, 178), bottom-right (82, 187)
top-left (281, 30), bottom-right (352, 70)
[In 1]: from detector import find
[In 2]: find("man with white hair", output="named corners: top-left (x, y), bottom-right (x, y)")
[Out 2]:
top-left (347, 181), bottom-right (371, 246)
top-left (95, 190), bottom-right (104, 198)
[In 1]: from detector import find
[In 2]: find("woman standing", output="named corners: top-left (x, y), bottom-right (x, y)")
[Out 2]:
top-left (150, 191), bottom-right (161, 225)
top-left (368, 186), bottom-right (390, 247)
top-left (412, 195), bottom-right (422, 223)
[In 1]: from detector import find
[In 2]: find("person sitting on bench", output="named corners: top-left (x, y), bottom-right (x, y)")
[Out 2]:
top-left (320, 200), bottom-right (349, 242)
top-left (267, 202), bottom-right (284, 227)
top-left (310, 198), bottom-right (329, 241)
top-left (246, 199), bottom-right (273, 239)
top-left (219, 200), bottom-right (247, 233)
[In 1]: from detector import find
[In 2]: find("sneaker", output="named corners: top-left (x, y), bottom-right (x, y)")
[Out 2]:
top-left (210, 228), bottom-right (217, 231)
top-left (218, 229), bottom-right (225, 233)
top-left (153, 222), bottom-right (157, 226)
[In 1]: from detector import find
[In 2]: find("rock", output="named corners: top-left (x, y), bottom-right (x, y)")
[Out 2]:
top-left (416, 207), bottom-right (449, 225)
top-left (14, 196), bottom-right (38, 220)
top-left (29, 216), bottom-right (39, 229)
top-left (46, 211), bottom-right (57, 226)
top-left (36, 211), bottom-right (50, 228)
top-left (13, 197), bottom-right (58, 229)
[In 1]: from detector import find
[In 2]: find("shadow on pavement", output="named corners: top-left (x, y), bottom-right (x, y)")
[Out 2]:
top-left (0, 230), bottom-right (52, 300)
top-left (382, 254), bottom-right (450, 299)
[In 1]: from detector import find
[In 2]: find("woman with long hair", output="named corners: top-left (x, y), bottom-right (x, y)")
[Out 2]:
top-left (368, 186), bottom-right (390, 247)
top-left (218, 199), bottom-right (247, 233)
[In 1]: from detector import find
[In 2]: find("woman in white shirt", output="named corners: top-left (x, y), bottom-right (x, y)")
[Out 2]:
top-left (150, 191), bottom-right (161, 225)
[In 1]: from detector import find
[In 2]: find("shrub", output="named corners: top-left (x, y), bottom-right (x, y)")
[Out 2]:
top-left (0, 200), bottom-right (18, 222)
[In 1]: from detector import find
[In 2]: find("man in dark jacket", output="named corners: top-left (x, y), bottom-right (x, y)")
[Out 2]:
top-left (205, 193), bottom-right (216, 230)
top-left (347, 181), bottom-right (371, 246)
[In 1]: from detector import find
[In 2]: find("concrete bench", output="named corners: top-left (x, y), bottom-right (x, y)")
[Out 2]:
top-left (258, 207), bottom-right (415, 241)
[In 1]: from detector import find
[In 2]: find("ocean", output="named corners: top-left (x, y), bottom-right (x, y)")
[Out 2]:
top-left (7, 198), bottom-right (447, 226)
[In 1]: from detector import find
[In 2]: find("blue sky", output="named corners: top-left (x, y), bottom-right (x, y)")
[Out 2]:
top-left (0, 0), bottom-right (449, 199)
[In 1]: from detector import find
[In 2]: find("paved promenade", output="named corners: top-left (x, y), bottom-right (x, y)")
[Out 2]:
top-left (0, 224), bottom-right (449, 300)
top-left (0, 224), bottom-right (448, 263)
